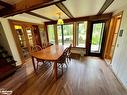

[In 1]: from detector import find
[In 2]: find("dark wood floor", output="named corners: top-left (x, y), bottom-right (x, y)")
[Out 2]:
top-left (0, 56), bottom-right (127, 95)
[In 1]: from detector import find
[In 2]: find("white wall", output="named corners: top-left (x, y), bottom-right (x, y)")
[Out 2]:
top-left (0, 18), bottom-right (22, 66)
top-left (111, 5), bottom-right (127, 89)
top-left (0, 18), bottom-right (45, 66)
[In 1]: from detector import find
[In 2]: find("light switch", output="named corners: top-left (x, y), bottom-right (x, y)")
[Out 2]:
top-left (117, 44), bottom-right (119, 47)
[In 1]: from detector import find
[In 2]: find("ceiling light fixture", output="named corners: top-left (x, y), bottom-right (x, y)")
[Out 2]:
top-left (57, 12), bottom-right (64, 25)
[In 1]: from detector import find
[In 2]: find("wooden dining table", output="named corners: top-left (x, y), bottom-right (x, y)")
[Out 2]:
top-left (30, 45), bottom-right (67, 80)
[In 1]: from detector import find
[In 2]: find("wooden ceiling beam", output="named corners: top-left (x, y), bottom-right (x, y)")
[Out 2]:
top-left (45, 13), bottom-right (112, 25)
top-left (98, 0), bottom-right (114, 15)
top-left (0, 1), bottom-right (13, 8)
top-left (55, 2), bottom-right (74, 18)
top-left (0, 0), bottom-right (65, 17)
top-left (27, 12), bottom-right (54, 21)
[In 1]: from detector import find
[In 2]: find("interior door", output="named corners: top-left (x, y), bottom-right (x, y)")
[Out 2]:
top-left (25, 26), bottom-right (35, 52)
top-left (14, 25), bottom-right (30, 63)
top-left (89, 21), bottom-right (105, 56)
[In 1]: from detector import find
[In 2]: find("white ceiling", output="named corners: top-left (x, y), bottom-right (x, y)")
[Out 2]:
top-left (7, 13), bottom-right (48, 24)
top-left (63, 0), bottom-right (106, 17)
top-left (104, 0), bottom-right (127, 13)
top-left (6, 0), bottom-right (127, 23)
top-left (32, 5), bottom-right (69, 20)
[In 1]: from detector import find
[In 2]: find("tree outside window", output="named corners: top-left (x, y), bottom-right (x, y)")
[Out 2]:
top-left (77, 21), bottom-right (87, 47)
top-left (47, 25), bottom-right (55, 44)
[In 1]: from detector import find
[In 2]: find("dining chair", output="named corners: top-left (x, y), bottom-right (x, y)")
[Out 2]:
top-left (42, 43), bottom-right (47, 49)
top-left (47, 42), bottom-right (53, 47)
top-left (67, 44), bottom-right (72, 63)
top-left (31, 45), bottom-right (42, 52)
top-left (31, 45), bottom-right (45, 69)
top-left (56, 48), bottom-right (68, 75)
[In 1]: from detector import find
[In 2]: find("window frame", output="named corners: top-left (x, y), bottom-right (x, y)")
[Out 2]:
top-left (47, 24), bottom-right (56, 44)
top-left (46, 22), bottom-right (88, 48)
top-left (57, 23), bottom-right (74, 46)
top-left (76, 21), bottom-right (87, 48)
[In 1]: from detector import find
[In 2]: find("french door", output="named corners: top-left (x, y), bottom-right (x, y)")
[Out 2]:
top-left (89, 21), bottom-right (105, 56)
top-left (14, 25), bottom-right (30, 63)
top-left (11, 22), bottom-right (42, 64)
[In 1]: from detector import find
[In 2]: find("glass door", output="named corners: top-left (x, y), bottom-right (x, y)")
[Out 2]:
top-left (14, 25), bottom-right (30, 62)
top-left (26, 27), bottom-right (34, 51)
top-left (89, 22), bottom-right (105, 56)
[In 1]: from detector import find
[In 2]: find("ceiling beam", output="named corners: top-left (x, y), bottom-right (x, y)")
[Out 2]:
top-left (27, 12), bottom-right (54, 21)
top-left (0, 1), bottom-right (13, 8)
top-left (55, 2), bottom-right (74, 18)
top-left (45, 13), bottom-right (112, 25)
top-left (0, 0), bottom-right (65, 17)
top-left (98, 0), bottom-right (114, 15)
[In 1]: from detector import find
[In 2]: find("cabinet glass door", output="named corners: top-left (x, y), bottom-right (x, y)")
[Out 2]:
top-left (14, 25), bottom-right (30, 60)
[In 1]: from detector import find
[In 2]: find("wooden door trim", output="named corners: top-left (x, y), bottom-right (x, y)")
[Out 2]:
top-left (9, 19), bottom-right (43, 64)
top-left (104, 11), bottom-right (123, 60)
top-left (9, 20), bottom-right (25, 64)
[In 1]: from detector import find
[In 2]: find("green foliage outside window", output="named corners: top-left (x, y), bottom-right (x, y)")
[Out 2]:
top-left (91, 23), bottom-right (103, 45)
top-left (48, 25), bottom-right (55, 44)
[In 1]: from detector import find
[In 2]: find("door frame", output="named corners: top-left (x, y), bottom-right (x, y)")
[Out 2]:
top-left (104, 11), bottom-right (123, 63)
top-left (88, 20), bottom-right (106, 57)
top-left (9, 19), bottom-right (42, 64)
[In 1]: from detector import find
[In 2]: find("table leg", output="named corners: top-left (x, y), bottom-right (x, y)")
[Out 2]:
top-left (54, 62), bottom-right (58, 80)
top-left (32, 56), bottom-right (36, 72)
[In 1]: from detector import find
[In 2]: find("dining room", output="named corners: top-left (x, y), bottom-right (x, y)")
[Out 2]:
top-left (0, 0), bottom-right (127, 95)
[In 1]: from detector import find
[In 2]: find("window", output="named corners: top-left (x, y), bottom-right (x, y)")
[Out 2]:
top-left (63, 24), bottom-right (73, 46)
top-left (47, 25), bottom-right (55, 44)
top-left (47, 22), bottom-right (88, 47)
top-left (57, 24), bottom-right (73, 46)
top-left (76, 21), bottom-right (87, 47)
top-left (57, 25), bottom-right (62, 45)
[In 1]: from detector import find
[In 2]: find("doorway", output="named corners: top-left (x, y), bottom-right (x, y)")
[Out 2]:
top-left (14, 25), bottom-right (30, 63)
top-left (104, 12), bottom-right (123, 64)
top-left (9, 20), bottom-right (42, 64)
top-left (89, 21), bottom-right (105, 56)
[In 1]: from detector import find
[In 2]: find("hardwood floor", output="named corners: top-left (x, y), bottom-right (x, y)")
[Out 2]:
top-left (0, 57), bottom-right (127, 95)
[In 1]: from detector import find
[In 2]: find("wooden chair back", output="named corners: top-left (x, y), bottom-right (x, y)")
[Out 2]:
top-left (47, 43), bottom-right (53, 47)
top-left (31, 45), bottom-right (42, 52)
top-left (68, 44), bottom-right (72, 54)
top-left (42, 43), bottom-right (47, 49)
top-left (57, 48), bottom-right (68, 63)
